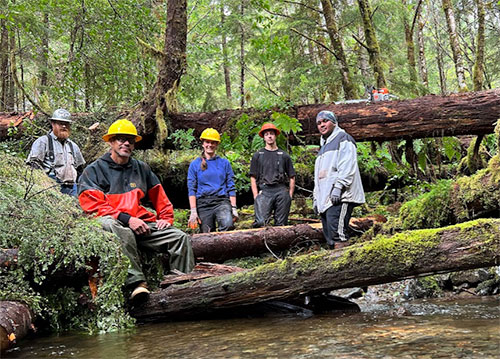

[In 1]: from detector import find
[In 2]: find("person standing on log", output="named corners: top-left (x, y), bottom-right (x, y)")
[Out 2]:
top-left (26, 108), bottom-right (85, 196)
top-left (78, 119), bottom-right (194, 303)
top-left (250, 123), bottom-right (296, 227)
top-left (314, 111), bottom-right (365, 250)
top-left (187, 128), bottom-right (238, 233)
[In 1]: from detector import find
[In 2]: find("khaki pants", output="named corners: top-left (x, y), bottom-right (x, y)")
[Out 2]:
top-left (99, 216), bottom-right (195, 287)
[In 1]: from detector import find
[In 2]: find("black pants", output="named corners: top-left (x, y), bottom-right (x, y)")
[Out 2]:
top-left (197, 196), bottom-right (234, 233)
top-left (320, 202), bottom-right (356, 246)
top-left (253, 185), bottom-right (291, 227)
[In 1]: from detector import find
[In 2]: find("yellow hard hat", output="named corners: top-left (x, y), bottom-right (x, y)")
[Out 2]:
top-left (102, 119), bottom-right (142, 142)
top-left (200, 128), bottom-right (221, 143)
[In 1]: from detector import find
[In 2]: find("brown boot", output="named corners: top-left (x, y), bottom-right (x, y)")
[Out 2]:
top-left (130, 282), bottom-right (150, 303)
top-left (335, 241), bottom-right (350, 250)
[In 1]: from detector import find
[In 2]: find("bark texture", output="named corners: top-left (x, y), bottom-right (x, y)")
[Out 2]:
top-left (442, 0), bottom-right (467, 92)
top-left (192, 223), bottom-right (325, 263)
top-left (320, 0), bottom-right (356, 99)
top-left (130, 219), bottom-right (500, 321)
top-left (357, 0), bottom-right (386, 88)
top-left (472, 0), bottom-right (485, 91)
top-left (136, 0), bottom-right (187, 145)
top-left (0, 301), bottom-right (34, 353)
top-left (166, 89), bottom-right (500, 144)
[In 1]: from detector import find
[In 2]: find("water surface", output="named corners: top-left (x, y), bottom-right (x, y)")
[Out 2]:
top-left (6, 296), bottom-right (499, 358)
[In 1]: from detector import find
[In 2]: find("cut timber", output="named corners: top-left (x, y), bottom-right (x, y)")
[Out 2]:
top-left (165, 89), bottom-right (500, 145)
top-left (0, 301), bottom-right (34, 353)
top-left (130, 219), bottom-right (500, 321)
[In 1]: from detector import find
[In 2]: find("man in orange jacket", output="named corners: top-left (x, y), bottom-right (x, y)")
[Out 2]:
top-left (78, 119), bottom-right (194, 303)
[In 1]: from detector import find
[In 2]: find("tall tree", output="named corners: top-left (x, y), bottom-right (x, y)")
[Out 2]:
top-left (138, 0), bottom-right (188, 144)
top-left (221, 4), bottom-right (232, 100)
top-left (39, 12), bottom-right (49, 95)
top-left (441, 0), bottom-right (467, 92)
top-left (416, 2), bottom-right (428, 89)
top-left (320, 0), bottom-right (356, 99)
top-left (401, 0), bottom-right (418, 90)
top-left (239, 0), bottom-right (246, 108)
top-left (472, 0), bottom-right (485, 91)
top-left (357, 0), bottom-right (386, 88)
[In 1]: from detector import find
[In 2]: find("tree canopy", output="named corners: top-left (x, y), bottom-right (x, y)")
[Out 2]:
top-left (1, 0), bottom-right (499, 113)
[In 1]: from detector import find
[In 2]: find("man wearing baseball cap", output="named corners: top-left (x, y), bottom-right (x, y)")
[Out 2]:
top-left (27, 108), bottom-right (85, 196)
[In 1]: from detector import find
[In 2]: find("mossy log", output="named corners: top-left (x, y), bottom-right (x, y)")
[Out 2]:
top-left (192, 217), bottom-right (385, 263)
top-left (399, 154), bottom-right (500, 229)
top-left (158, 89), bottom-right (500, 147)
top-left (130, 219), bottom-right (500, 321)
top-left (0, 301), bottom-right (34, 353)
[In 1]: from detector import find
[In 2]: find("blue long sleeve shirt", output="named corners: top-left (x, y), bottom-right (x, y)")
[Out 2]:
top-left (187, 156), bottom-right (236, 198)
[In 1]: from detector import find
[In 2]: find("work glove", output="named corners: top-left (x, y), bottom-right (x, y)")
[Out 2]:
top-left (313, 205), bottom-right (319, 216)
top-left (330, 187), bottom-right (342, 205)
top-left (232, 206), bottom-right (239, 222)
top-left (188, 208), bottom-right (200, 229)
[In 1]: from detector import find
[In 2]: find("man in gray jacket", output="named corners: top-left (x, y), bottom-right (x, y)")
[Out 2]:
top-left (313, 110), bottom-right (365, 249)
top-left (27, 108), bottom-right (85, 196)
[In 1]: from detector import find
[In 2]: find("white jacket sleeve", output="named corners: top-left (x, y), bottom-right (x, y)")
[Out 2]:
top-left (335, 140), bottom-right (358, 190)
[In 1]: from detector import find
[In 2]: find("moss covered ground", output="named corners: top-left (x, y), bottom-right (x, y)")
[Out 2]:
top-left (0, 153), bottom-right (134, 333)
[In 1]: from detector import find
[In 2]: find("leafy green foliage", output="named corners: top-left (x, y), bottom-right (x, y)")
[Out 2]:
top-left (0, 152), bottom-right (133, 333)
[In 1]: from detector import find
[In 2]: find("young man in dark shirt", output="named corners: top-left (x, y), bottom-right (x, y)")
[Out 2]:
top-left (250, 123), bottom-right (296, 227)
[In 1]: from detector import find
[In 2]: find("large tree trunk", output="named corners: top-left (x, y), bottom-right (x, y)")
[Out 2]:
top-left (165, 89), bottom-right (500, 144)
top-left (130, 219), bottom-right (500, 321)
top-left (0, 301), bottom-right (34, 353)
top-left (320, 0), bottom-right (356, 100)
top-left (136, 0), bottom-right (187, 146)
top-left (357, 0), bottom-right (386, 88)
top-left (442, 0), bottom-right (467, 92)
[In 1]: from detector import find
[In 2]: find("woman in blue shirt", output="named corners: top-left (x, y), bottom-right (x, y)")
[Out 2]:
top-left (187, 128), bottom-right (238, 232)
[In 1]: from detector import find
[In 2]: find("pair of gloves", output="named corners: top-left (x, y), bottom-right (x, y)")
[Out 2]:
top-left (188, 206), bottom-right (239, 229)
top-left (314, 186), bottom-right (343, 215)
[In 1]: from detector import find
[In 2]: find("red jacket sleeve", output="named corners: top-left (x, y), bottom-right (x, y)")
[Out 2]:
top-left (79, 189), bottom-right (122, 219)
top-left (148, 184), bottom-right (174, 225)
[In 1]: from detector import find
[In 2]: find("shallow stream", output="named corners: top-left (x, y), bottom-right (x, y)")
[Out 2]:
top-left (5, 296), bottom-right (499, 358)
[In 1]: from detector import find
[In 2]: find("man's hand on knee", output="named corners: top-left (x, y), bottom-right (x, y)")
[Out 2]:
top-left (129, 217), bottom-right (151, 235)
top-left (156, 219), bottom-right (172, 230)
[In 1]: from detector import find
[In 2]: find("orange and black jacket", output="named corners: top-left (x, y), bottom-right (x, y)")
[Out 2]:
top-left (78, 152), bottom-right (174, 226)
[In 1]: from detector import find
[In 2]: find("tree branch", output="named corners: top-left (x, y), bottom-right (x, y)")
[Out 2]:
top-left (290, 28), bottom-right (340, 61)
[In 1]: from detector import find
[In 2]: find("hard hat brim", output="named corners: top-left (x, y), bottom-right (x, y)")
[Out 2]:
top-left (102, 133), bottom-right (142, 142)
top-left (50, 117), bottom-right (73, 123)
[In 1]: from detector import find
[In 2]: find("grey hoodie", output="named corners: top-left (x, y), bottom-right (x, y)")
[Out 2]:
top-left (313, 124), bottom-right (365, 214)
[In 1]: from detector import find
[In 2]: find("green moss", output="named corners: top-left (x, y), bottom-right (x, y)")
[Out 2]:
top-left (399, 180), bottom-right (454, 229)
top-left (0, 152), bottom-right (133, 333)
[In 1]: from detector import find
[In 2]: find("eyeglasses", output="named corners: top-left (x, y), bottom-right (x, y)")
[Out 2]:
top-left (316, 118), bottom-right (330, 125)
top-left (113, 136), bottom-right (136, 144)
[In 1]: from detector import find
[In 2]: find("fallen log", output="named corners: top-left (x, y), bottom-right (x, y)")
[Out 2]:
top-left (162, 89), bottom-right (500, 146)
top-left (130, 219), bottom-right (500, 321)
top-left (0, 301), bottom-right (34, 353)
top-left (191, 223), bottom-right (325, 262)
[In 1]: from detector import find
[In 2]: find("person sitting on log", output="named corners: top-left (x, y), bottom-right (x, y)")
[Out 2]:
top-left (313, 110), bottom-right (365, 250)
top-left (187, 128), bottom-right (238, 233)
top-left (26, 108), bottom-right (86, 196)
top-left (250, 123), bottom-right (296, 227)
top-left (78, 119), bottom-right (194, 303)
